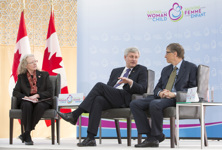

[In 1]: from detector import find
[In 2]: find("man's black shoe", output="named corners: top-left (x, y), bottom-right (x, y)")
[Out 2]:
top-left (57, 112), bottom-right (78, 125)
top-left (158, 134), bottom-right (165, 143)
top-left (135, 137), bottom-right (159, 147)
top-left (77, 137), bottom-right (96, 147)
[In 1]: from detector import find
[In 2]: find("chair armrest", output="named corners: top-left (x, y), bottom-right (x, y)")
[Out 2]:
top-left (132, 94), bottom-right (144, 101)
top-left (142, 92), bottom-right (187, 102)
top-left (176, 91), bottom-right (187, 102)
top-left (52, 96), bottom-right (58, 111)
top-left (11, 96), bottom-right (18, 109)
top-left (143, 93), bottom-right (154, 98)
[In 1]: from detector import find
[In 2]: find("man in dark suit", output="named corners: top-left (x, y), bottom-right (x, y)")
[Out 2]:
top-left (130, 43), bottom-right (197, 147)
top-left (58, 47), bottom-right (148, 147)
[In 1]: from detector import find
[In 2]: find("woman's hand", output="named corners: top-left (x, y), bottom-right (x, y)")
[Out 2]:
top-left (27, 94), bottom-right (40, 102)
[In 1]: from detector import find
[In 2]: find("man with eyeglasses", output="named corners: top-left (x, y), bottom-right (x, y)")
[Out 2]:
top-left (130, 43), bottom-right (197, 147)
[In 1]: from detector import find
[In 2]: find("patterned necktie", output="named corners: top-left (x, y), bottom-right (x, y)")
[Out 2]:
top-left (114, 68), bottom-right (131, 88)
top-left (165, 66), bottom-right (178, 91)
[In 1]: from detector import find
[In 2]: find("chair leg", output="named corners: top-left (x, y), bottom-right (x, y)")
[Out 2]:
top-left (114, 120), bottom-right (122, 144)
top-left (99, 120), bottom-right (102, 144)
top-left (203, 107), bottom-right (208, 147)
top-left (56, 118), bottom-right (60, 144)
top-left (51, 119), bottom-right (55, 145)
top-left (170, 117), bottom-right (175, 148)
top-left (138, 134), bottom-right (142, 144)
top-left (21, 119), bottom-right (24, 143)
top-left (204, 124), bottom-right (208, 146)
top-left (199, 119), bottom-right (208, 146)
top-left (9, 118), bottom-right (13, 144)
top-left (127, 118), bottom-right (131, 146)
top-left (174, 128), bottom-right (177, 146)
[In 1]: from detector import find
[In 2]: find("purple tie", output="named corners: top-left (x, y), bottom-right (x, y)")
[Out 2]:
top-left (114, 68), bottom-right (131, 88)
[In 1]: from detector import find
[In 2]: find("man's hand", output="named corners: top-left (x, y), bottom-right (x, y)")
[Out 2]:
top-left (118, 77), bottom-right (133, 87)
top-left (159, 90), bottom-right (169, 98)
top-left (159, 89), bottom-right (176, 99)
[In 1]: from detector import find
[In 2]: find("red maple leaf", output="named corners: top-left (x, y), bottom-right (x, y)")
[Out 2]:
top-left (42, 47), bottom-right (62, 75)
top-left (43, 48), bottom-right (71, 126)
top-left (11, 50), bottom-right (21, 82)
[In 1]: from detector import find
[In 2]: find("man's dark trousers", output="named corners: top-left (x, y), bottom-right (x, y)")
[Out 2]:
top-left (130, 95), bottom-right (176, 136)
top-left (77, 82), bottom-right (131, 135)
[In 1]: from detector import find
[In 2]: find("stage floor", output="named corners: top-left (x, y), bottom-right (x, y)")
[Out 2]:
top-left (0, 137), bottom-right (222, 150)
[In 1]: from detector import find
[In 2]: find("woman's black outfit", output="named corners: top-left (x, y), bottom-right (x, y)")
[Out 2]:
top-left (13, 70), bottom-right (52, 144)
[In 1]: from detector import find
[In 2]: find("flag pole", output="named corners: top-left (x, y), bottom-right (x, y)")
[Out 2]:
top-left (51, 0), bottom-right (54, 11)
top-left (23, 0), bottom-right (25, 11)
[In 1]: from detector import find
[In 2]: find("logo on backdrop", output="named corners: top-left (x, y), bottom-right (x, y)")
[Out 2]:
top-left (169, 3), bottom-right (183, 22)
top-left (147, 2), bottom-right (206, 22)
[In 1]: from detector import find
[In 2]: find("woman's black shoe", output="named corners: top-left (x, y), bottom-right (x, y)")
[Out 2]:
top-left (25, 140), bottom-right (34, 145)
top-left (18, 134), bottom-right (25, 143)
top-left (24, 132), bottom-right (34, 145)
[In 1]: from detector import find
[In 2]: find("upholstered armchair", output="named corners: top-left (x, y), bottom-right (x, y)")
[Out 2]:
top-left (99, 69), bottom-right (155, 146)
top-left (9, 74), bottom-right (61, 145)
top-left (139, 64), bottom-right (209, 148)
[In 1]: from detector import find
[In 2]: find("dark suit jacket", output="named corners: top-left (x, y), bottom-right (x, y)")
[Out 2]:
top-left (107, 64), bottom-right (148, 95)
top-left (13, 70), bottom-right (53, 105)
top-left (154, 60), bottom-right (197, 98)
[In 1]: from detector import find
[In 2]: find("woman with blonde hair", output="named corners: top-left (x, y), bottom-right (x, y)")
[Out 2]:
top-left (13, 54), bottom-right (53, 145)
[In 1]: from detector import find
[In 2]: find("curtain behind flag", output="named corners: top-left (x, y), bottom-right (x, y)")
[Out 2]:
top-left (9, 11), bottom-right (31, 96)
top-left (42, 10), bottom-right (71, 126)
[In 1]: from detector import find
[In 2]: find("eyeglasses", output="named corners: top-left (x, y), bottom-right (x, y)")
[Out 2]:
top-left (28, 60), bottom-right (38, 64)
top-left (166, 51), bottom-right (173, 54)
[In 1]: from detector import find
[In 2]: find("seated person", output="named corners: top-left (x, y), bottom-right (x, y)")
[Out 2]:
top-left (58, 47), bottom-right (148, 147)
top-left (13, 54), bottom-right (53, 145)
top-left (130, 43), bottom-right (197, 147)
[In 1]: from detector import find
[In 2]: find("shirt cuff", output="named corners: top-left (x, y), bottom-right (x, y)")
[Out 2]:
top-left (173, 92), bottom-right (177, 96)
top-left (130, 82), bottom-right (133, 88)
top-left (157, 90), bottom-right (162, 97)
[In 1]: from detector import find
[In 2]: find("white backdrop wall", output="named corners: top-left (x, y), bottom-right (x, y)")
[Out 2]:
top-left (77, 0), bottom-right (222, 138)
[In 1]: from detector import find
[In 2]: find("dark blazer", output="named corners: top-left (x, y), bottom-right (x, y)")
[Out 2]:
top-left (107, 64), bottom-right (148, 95)
top-left (154, 60), bottom-right (197, 98)
top-left (13, 70), bottom-right (53, 105)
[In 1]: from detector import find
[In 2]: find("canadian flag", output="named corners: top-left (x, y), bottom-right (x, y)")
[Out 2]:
top-left (42, 10), bottom-right (71, 126)
top-left (9, 11), bottom-right (31, 96)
